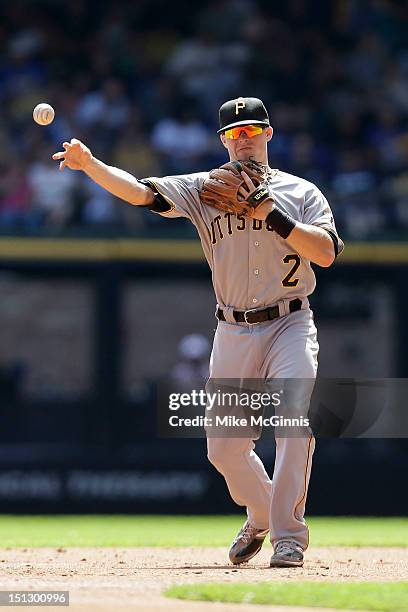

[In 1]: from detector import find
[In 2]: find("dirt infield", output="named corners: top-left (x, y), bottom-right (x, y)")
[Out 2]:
top-left (0, 546), bottom-right (406, 611)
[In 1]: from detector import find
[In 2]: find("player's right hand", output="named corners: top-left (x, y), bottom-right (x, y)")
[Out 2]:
top-left (52, 138), bottom-right (93, 171)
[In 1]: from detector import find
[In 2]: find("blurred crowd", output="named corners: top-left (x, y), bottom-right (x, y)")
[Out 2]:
top-left (0, 0), bottom-right (408, 239)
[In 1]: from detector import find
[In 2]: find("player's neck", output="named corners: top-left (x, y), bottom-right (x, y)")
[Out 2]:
top-left (232, 155), bottom-right (270, 168)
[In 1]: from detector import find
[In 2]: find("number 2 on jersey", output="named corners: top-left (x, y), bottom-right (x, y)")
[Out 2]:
top-left (282, 254), bottom-right (301, 287)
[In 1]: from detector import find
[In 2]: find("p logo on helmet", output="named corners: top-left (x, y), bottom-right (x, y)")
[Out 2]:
top-left (235, 98), bottom-right (246, 115)
top-left (218, 97), bottom-right (270, 134)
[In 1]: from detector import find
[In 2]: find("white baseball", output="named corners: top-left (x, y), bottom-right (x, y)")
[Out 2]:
top-left (33, 103), bottom-right (55, 126)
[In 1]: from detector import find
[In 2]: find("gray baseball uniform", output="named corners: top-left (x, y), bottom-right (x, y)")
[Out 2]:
top-left (141, 169), bottom-right (343, 550)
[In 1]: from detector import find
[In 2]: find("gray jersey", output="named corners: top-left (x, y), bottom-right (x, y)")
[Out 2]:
top-left (142, 169), bottom-right (343, 310)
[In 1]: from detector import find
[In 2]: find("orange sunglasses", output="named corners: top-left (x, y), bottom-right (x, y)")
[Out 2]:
top-left (224, 124), bottom-right (264, 139)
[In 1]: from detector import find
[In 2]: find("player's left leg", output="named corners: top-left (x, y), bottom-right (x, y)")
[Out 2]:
top-left (259, 307), bottom-right (318, 565)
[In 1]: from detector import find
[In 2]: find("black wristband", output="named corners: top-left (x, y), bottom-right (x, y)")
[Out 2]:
top-left (265, 208), bottom-right (296, 238)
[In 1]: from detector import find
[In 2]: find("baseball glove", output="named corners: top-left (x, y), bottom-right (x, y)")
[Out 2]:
top-left (200, 160), bottom-right (271, 216)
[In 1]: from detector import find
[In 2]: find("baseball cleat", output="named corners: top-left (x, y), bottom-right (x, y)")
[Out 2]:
top-left (229, 520), bottom-right (269, 564)
top-left (270, 540), bottom-right (304, 567)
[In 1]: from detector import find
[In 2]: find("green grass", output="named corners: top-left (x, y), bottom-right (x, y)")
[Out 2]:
top-left (165, 582), bottom-right (408, 611)
top-left (307, 517), bottom-right (408, 547)
top-left (0, 516), bottom-right (405, 547)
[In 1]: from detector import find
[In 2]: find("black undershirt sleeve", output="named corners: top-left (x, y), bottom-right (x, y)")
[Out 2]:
top-left (321, 227), bottom-right (344, 258)
top-left (137, 179), bottom-right (172, 213)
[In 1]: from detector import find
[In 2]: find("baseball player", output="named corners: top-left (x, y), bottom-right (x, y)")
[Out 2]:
top-left (53, 96), bottom-right (343, 568)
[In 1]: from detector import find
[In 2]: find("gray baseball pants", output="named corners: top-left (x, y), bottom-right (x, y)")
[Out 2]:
top-left (206, 301), bottom-right (318, 550)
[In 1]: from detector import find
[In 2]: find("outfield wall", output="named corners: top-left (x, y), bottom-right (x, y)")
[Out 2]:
top-left (0, 238), bottom-right (406, 514)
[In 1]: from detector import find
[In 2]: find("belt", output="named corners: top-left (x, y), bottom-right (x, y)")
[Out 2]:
top-left (217, 298), bottom-right (302, 325)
